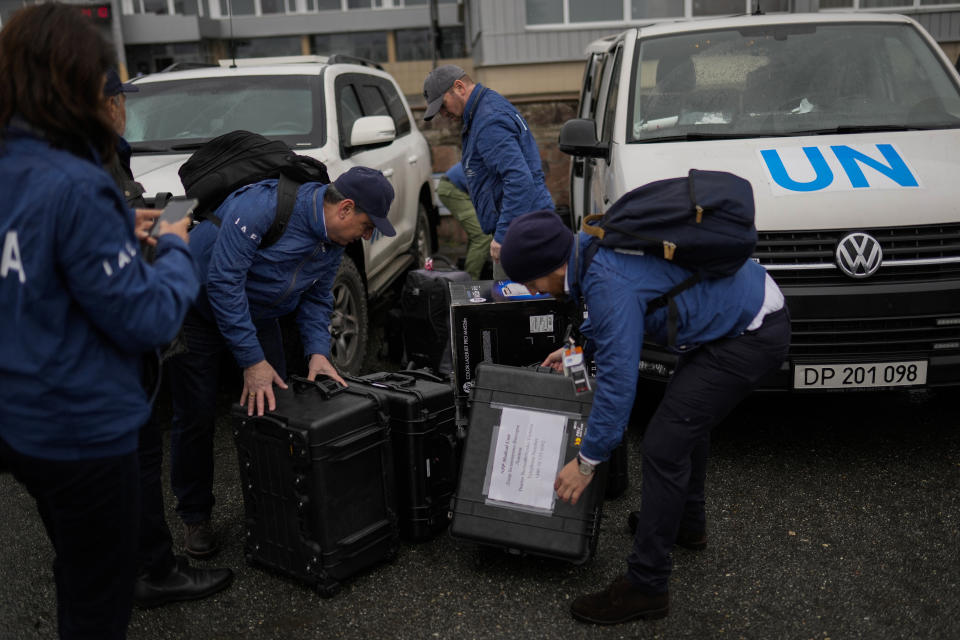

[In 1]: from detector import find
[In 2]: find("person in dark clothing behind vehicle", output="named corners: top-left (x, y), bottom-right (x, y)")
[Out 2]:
top-left (103, 69), bottom-right (146, 209)
top-left (435, 161), bottom-right (492, 280)
top-left (101, 68), bottom-right (235, 609)
top-left (499, 210), bottom-right (790, 625)
top-left (422, 65), bottom-right (554, 279)
top-left (0, 5), bottom-right (199, 638)
top-left (166, 165), bottom-right (395, 558)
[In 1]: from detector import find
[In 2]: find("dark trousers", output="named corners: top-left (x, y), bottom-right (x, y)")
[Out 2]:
top-left (138, 408), bottom-right (175, 578)
top-left (0, 436), bottom-right (139, 640)
top-left (626, 307), bottom-right (791, 593)
top-left (166, 309), bottom-right (286, 524)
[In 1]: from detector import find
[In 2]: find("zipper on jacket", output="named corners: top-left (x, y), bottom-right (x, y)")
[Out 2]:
top-left (265, 243), bottom-right (325, 309)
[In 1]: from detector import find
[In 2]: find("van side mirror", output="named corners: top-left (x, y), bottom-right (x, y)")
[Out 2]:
top-left (558, 119), bottom-right (609, 161)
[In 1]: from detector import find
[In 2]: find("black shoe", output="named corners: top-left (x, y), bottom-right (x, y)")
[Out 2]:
top-left (134, 556), bottom-right (234, 609)
top-left (183, 520), bottom-right (219, 559)
top-left (626, 511), bottom-right (708, 550)
top-left (570, 575), bottom-right (668, 624)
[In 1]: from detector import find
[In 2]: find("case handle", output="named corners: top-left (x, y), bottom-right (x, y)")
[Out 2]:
top-left (289, 374), bottom-right (344, 398)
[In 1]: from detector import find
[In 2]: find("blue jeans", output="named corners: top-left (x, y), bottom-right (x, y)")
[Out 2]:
top-left (0, 436), bottom-right (139, 640)
top-left (166, 309), bottom-right (286, 524)
top-left (626, 307), bottom-right (791, 593)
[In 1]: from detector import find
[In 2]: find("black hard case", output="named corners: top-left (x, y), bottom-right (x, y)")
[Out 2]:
top-left (232, 376), bottom-right (398, 597)
top-left (343, 371), bottom-right (458, 541)
top-left (450, 363), bottom-right (606, 564)
top-left (448, 281), bottom-right (575, 400)
top-left (401, 266), bottom-right (472, 374)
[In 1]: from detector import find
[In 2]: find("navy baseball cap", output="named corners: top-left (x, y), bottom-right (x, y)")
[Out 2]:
top-left (333, 166), bottom-right (396, 237)
top-left (104, 69), bottom-right (139, 97)
top-left (423, 64), bottom-right (465, 121)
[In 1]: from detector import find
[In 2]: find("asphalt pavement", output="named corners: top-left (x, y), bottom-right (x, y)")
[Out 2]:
top-left (2, 377), bottom-right (958, 639)
top-left (2, 271), bottom-right (959, 640)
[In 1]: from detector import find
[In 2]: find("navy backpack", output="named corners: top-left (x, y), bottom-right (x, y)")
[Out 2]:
top-left (579, 169), bottom-right (757, 345)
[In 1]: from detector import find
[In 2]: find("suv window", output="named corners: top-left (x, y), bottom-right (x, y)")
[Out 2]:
top-left (627, 22), bottom-right (960, 142)
top-left (336, 73), bottom-right (412, 155)
top-left (125, 75), bottom-right (324, 150)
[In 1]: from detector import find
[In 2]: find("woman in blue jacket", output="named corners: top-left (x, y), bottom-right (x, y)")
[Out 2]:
top-left (0, 6), bottom-right (199, 638)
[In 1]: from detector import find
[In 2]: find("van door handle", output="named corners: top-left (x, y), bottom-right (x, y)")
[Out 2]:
top-left (407, 155), bottom-right (419, 164)
top-left (382, 168), bottom-right (395, 178)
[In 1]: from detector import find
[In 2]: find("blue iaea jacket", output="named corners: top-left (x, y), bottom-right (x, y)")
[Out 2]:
top-left (571, 234), bottom-right (769, 462)
top-left (461, 85), bottom-right (555, 242)
top-left (188, 180), bottom-right (343, 368)
top-left (0, 126), bottom-right (199, 460)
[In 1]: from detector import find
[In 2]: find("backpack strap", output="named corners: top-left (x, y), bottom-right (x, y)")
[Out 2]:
top-left (647, 273), bottom-right (701, 348)
top-left (260, 173), bottom-right (300, 250)
top-left (195, 174), bottom-right (301, 249)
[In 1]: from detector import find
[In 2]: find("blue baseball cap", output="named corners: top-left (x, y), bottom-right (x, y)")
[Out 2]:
top-left (104, 69), bottom-right (139, 97)
top-left (333, 166), bottom-right (396, 237)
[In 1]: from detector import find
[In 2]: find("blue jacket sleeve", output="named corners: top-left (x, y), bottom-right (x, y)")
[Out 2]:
top-left (295, 256), bottom-right (339, 359)
top-left (474, 117), bottom-right (540, 243)
top-left (577, 261), bottom-right (645, 463)
top-left (205, 186), bottom-right (276, 368)
top-left (57, 178), bottom-right (199, 353)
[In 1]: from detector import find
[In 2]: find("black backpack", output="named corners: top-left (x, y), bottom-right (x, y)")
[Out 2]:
top-left (578, 169), bottom-right (757, 346)
top-left (178, 130), bottom-right (330, 249)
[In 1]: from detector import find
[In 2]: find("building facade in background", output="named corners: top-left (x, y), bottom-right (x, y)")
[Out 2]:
top-left (0, 0), bottom-right (957, 100)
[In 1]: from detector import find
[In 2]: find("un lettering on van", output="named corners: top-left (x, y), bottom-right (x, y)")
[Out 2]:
top-left (757, 143), bottom-right (921, 197)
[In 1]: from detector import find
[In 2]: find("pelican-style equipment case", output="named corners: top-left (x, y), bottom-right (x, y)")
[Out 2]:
top-left (232, 376), bottom-right (398, 597)
top-left (449, 363), bottom-right (606, 564)
top-left (344, 370), bottom-right (458, 541)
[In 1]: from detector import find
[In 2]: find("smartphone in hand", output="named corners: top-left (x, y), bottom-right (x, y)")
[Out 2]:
top-left (150, 198), bottom-right (198, 237)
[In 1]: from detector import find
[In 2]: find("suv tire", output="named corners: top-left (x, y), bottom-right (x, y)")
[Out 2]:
top-left (412, 202), bottom-right (432, 268)
top-left (329, 257), bottom-right (368, 375)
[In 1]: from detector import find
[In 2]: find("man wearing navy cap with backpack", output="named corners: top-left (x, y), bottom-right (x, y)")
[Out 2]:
top-left (499, 173), bottom-right (790, 625)
top-left (164, 166), bottom-right (395, 559)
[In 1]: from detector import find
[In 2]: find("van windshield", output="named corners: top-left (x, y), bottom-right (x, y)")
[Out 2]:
top-left (628, 22), bottom-right (960, 142)
top-left (124, 75), bottom-right (322, 152)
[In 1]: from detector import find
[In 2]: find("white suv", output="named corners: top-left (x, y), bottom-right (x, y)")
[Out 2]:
top-left (560, 13), bottom-right (960, 393)
top-left (125, 56), bottom-right (436, 374)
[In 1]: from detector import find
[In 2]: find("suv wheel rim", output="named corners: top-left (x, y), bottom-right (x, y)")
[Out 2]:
top-left (330, 282), bottom-right (359, 364)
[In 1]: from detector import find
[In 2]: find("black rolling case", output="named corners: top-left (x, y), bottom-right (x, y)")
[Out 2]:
top-left (344, 370), bottom-right (458, 541)
top-left (232, 376), bottom-right (398, 597)
top-left (400, 262), bottom-right (471, 375)
top-left (450, 363), bottom-right (606, 564)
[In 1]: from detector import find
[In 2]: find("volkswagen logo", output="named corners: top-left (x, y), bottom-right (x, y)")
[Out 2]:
top-left (836, 232), bottom-right (883, 279)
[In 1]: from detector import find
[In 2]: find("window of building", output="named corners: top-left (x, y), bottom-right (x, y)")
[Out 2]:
top-left (631, 0), bottom-right (684, 19)
top-left (570, 0), bottom-right (621, 22)
top-left (173, 0), bottom-right (201, 15)
top-left (396, 26), bottom-right (466, 61)
top-left (691, 0), bottom-right (746, 15)
top-left (527, 0), bottom-right (563, 25)
top-left (233, 36), bottom-right (302, 57)
top-left (261, 0), bottom-right (285, 13)
top-left (313, 31), bottom-right (388, 61)
top-left (143, 0), bottom-right (169, 15)
top-left (317, 0), bottom-right (341, 9)
top-left (220, 0), bottom-right (255, 15)
top-left (860, 0), bottom-right (912, 7)
top-left (819, 0), bottom-right (853, 7)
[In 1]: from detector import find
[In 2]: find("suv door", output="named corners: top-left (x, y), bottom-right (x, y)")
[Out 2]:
top-left (589, 41), bottom-right (626, 216)
top-left (334, 72), bottom-right (411, 280)
top-left (570, 51), bottom-right (608, 228)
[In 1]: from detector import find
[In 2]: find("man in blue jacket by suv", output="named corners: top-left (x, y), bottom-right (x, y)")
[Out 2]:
top-left (166, 166), bottom-right (395, 559)
top-left (423, 65), bottom-right (554, 279)
top-left (500, 210), bottom-right (790, 625)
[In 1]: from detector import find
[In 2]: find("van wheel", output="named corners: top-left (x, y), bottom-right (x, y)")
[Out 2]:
top-left (329, 257), bottom-right (368, 375)
top-left (412, 202), bottom-right (432, 268)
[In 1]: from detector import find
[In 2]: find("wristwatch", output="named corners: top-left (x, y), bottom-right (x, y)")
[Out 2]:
top-left (577, 454), bottom-right (595, 476)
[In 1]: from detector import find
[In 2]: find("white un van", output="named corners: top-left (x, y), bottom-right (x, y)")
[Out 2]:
top-left (559, 12), bottom-right (960, 392)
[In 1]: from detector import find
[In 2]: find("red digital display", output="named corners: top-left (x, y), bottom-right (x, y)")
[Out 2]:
top-left (78, 4), bottom-right (111, 23)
